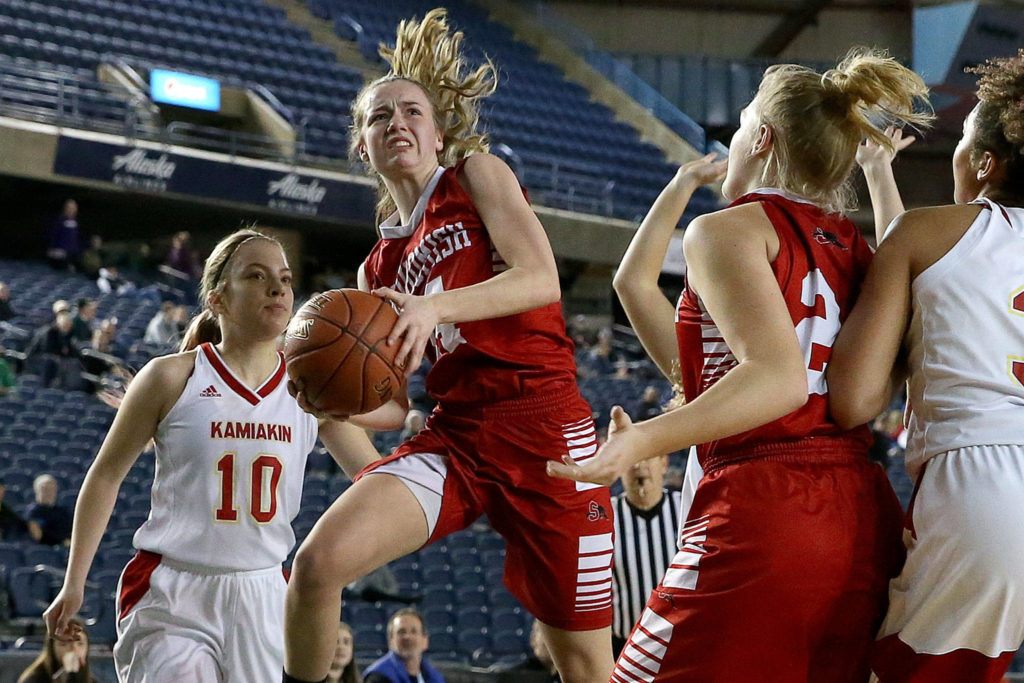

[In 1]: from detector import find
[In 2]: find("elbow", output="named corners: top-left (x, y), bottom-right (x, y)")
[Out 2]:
top-left (537, 272), bottom-right (561, 307)
top-left (829, 395), bottom-right (879, 431)
top-left (780, 377), bottom-right (809, 416)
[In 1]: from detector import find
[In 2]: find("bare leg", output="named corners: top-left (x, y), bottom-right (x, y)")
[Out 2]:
top-left (538, 621), bottom-right (615, 683)
top-left (284, 474), bottom-right (429, 681)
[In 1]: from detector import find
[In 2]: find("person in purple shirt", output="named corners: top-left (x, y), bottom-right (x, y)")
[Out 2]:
top-left (47, 199), bottom-right (82, 271)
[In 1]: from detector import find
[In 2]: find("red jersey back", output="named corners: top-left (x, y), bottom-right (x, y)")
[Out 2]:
top-left (675, 189), bottom-right (873, 465)
top-left (362, 162), bottom-right (577, 405)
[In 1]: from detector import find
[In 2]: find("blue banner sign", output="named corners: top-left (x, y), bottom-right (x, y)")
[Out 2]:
top-left (53, 135), bottom-right (375, 223)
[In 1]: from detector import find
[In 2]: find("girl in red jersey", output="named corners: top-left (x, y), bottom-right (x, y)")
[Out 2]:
top-left (548, 49), bottom-right (932, 682)
top-left (43, 229), bottom-right (378, 682)
top-left (283, 10), bottom-right (615, 683)
top-left (830, 51), bottom-right (1024, 683)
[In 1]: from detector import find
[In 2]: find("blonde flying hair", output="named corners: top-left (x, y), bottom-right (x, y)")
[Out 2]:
top-left (754, 47), bottom-right (933, 213)
top-left (349, 8), bottom-right (498, 223)
top-left (179, 228), bottom-right (282, 352)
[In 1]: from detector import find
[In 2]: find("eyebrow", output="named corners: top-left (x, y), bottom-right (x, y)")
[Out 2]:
top-left (241, 262), bottom-right (291, 273)
top-left (371, 99), bottom-right (426, 111)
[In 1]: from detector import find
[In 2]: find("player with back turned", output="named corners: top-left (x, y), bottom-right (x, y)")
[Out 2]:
top-left (283, 10), bottom-right (615, 683)
top-left (42, 229), bottom-right (379, 682)
top-left (549, 49), bottom-right (932, 681)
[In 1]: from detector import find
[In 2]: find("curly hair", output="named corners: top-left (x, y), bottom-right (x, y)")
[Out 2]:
top-left (349, 8), bottom-right (498, 223)
top-left (966, 49), bottom-right (1024, 200)
top-left (753, 47), bottom-right (933, 213)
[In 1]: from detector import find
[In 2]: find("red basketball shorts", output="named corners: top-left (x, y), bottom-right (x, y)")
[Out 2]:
top-left (358, 385), bottom-right (614, 631)
top-left (612, 448), bottom-right (904, 683)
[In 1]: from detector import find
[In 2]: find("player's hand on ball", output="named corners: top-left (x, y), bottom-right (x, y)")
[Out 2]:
top-left (547, 406), bottom-right (644, 487)
top-left (43, 587), bottom-right (84, 643)
top-left (373, 287), bottom-right (439, 376)
top-left (288, 379), bottom-right (332, 420)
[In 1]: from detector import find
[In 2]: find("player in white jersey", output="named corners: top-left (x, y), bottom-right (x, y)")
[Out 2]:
top-left (42, 229), bottom-right (382, 682)
top-left (829, 50), bottom-right (1024, 683)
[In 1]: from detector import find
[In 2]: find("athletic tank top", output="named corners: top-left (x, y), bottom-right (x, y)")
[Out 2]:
top-left (905, 198), bottom-right (1024, 474)
top-left (362, 162), bottom-right (578, 405)
top-left (133, 343), bottom-right (318, 570)
top-left (675, 189), bottom-right (873, 469)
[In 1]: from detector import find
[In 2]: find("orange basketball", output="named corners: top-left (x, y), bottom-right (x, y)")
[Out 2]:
top-left (283, 289), bottom-right (405, 417)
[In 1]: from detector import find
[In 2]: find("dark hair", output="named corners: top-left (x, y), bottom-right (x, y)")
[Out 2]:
top-left (386, 607), bottom-right (427, 639)
top-left (332, 622), bottom-right (362, 683)
top-left (179, 228), bottom-right (282, 352)
top-left (18, 616), bottom-right (94, 683)
top-left (967, 49), bottom-right (1024, 200)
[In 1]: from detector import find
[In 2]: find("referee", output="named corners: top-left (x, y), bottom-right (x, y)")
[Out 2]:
top-left (610, 453), bottom-right (682, 656)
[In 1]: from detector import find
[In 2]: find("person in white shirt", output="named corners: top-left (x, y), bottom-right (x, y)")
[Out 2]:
top-left (43, 228), bottom-right (387, 682)
top-left (829, 50), bottom-right (1024, 682)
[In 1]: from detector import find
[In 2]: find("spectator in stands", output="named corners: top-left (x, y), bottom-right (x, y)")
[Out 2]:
top-left (507, 621), bottom-right (561, 682)
top-left (0, 476), bottom-right (28, 540)
top-left (0, 343), bottom-right (16, 395)
top-left (610, 454), bottom-right (681, 657)
top-left (71, 299), bottom-right (97, 344)
top-left (363, 609), bottom-right (444, 683)
top-left (165, 230), bottom-right (201, 282)
top-left (96, 265), bottom-right (135, 296)
top-left (26, 311), bottom-right (77, 388)
top-left (47, 199), bottom-right (83, 271)
top-left (580, 327), bottom-right (620, 377)
top-left (26, 474), bottom-right (72, 546)
top-left (0, 281), bottom-right (16, 321)
top-left (17, 615), bottom-right (97, 683)
top-left (327, 622), bottom-right (361, 683)
top-left (144, 301), bottom-right (185, 346)
top-left (79, 235), bottom-right (105, 280)
top-left (635, 385), bottom-right (663, 421)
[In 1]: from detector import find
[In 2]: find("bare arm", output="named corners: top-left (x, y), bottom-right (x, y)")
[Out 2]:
top-left (857, 127), bottom-right (916, 245)
top-left (374, 154), bottom-right (561, 372)
top-left (828, 205), bottom-right (983, 428)
top-left (550, 205), bottom-right (809, 484)
top-left (613, 154), bottom-right (727, 380)
top-left (317, 419), bottom-right (381, 479)
top-left (43, 353), bottom-right (192, 639)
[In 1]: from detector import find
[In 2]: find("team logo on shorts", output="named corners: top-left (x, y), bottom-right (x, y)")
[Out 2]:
top-left (587, 501), bottom-right (608, 522)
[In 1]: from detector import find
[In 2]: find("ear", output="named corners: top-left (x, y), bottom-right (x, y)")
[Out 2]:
top-left (207, 288), bottom-right (224, 316)
top-left (977, 150), bottom-right (1000, 181)
top-left (752, 124), bottom-right (773, 156)
top-left (357, 142), bottom-right (369, 162)
top-left (435, 130), bottom-right (443, 154)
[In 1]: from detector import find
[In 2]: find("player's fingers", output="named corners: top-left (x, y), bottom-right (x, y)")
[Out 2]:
top-left (545, 458), bottom-right (580, 481)
top-left (895, 134), bottom-right (916, 151)
top-left (393, 324), bottom-right (420, 368)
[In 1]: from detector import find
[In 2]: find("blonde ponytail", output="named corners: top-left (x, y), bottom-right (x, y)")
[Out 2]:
top-left (756, 47), bottom-right (933, 213)
top-left (349, 8), bottom-right (498, 223)
top-left (179, 309), bottom-right (221, 352)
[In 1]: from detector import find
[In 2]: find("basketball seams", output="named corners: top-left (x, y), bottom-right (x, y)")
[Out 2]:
top-left (283, 289), bottom-right (405, 415)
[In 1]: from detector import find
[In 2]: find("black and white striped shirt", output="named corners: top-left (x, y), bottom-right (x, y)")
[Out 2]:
top-left (611, 488), bottom-right (682, 640)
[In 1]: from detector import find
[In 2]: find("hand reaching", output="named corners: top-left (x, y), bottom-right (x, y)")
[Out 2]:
top-left (674, 153), bottom-right (729, 191)
top-left (857, 126), bottom-right (916, 170)
top-left (546, 406), bottom-right (648, 486)
top-left (43, 586), bottom-right (84, 645)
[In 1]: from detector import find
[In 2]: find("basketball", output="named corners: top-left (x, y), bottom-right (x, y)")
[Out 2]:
top-left (283, 289), bottom-right (405, 416)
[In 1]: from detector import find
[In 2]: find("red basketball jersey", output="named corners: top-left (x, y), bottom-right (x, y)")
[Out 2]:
top-left (675, 189), bottom-right (873, 467)
top-left (362, 162), bottom-right (578, 404)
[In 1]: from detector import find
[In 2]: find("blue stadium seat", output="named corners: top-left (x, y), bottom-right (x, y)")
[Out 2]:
top-left (456, 607), bottom-right (489, 632)
top-left (9, 566), bottom-right (51, 618)
top-left (0, 542), bottom-right (26, 570)
top-left (24, 544), bottom-right (66, 569)
top-left (456, 630), bottom-right (490, 656)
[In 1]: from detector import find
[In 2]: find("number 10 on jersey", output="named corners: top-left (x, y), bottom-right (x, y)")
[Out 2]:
top-left (215, 452), bottom-right (283, 524)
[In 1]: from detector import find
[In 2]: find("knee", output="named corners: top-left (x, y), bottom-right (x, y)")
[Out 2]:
top-left (290, 539), bottom-right (357, 595)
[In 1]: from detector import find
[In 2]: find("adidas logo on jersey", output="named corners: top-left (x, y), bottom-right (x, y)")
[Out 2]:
top-left (199, 385), bottom-right (222, 398)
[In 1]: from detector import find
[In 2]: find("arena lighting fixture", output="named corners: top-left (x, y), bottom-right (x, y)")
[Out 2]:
top-left (150, 69), bottom-right (221, 112)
